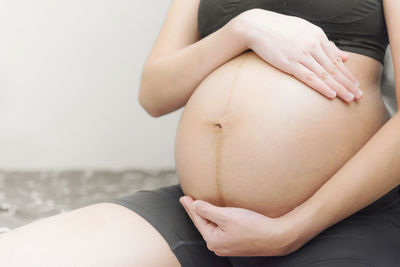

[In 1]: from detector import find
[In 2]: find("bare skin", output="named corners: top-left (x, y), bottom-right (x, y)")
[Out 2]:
top-left (1, 53), bottom-right (379, 266)
top-left (175, 49), bottom-right (387, 218)
top-left (0, 0), bottom-right (396, 266)
top-left (0, 203), bottom-right (181, 267)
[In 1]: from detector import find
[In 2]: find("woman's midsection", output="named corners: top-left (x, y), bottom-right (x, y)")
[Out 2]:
top-left (175, 50), bottom-right (389, 218)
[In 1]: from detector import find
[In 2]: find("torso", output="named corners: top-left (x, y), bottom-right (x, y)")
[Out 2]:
top-left (175, 50), bottom-right (389, 217)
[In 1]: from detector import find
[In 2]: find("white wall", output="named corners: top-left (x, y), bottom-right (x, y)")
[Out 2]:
top-left (0, 0), bottom-right (181, 169)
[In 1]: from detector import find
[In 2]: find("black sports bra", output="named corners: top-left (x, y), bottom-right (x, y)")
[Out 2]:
top-left (197, 0), bottom-right (389, 64)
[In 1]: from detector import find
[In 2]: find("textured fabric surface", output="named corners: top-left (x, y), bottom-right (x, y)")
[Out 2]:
top-left (0, 169), bottom-right (179, 230)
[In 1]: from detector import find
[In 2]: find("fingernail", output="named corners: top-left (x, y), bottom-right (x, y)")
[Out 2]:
top-left (355, 80), bottom-right (360, 87)
top-left (328, 90), bottom-right (337, 98)
top-left (192, 200), bottom-right (199, 207)
top-left (355, 89), bottom-right (363, 98)
top-left (346, 92), bottom-right (354, 101)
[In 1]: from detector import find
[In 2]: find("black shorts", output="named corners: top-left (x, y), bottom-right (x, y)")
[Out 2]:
top-left (107, 184), bottom-right (400, 267)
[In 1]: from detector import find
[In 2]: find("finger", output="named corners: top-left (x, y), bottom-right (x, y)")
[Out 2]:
top-left (191, 207), bottom-right (218, 237)
top-left (179, 196), bottom-right (195, 221)
top-left (289, 62), bottom-right (337, 99)
top-left (328, 40), bottom-right (350, 61)
top-left (339, 50), bottom-right (349, 62)
top-left (333, 57), bottom-right (363, 99)
top-left (314, 45), bottom-right (362, 100)
top-left (192, 200), bottom-right (228, 226)
top-left (311, 47), bottom-right (360, 92)
top-left (317, 31), bottom-right (348, 62)
top-left (322, 41), bottom-right (360, 89)
top-left (179, 197), bottom-right (217, 237)
top-left (180, 196), bottom-right (202, 225)
top-left (302, 53), bottom-right (356, 102)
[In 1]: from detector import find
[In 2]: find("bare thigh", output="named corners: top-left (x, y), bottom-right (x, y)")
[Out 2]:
top-left (0, 202), bottom-right (181, 267)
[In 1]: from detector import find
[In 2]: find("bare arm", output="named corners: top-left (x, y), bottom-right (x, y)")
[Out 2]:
top-left (139, 0), bottom-right (248, 117)
top-left (139, 2), bottom-right (360, 117)
top-left (281, 0), bottom-right (400, 252)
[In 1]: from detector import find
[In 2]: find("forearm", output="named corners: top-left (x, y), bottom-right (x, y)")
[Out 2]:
top-left (284, 112), bottom-right (400, 246)
top-left (139, 18), bottom-right (248, 117)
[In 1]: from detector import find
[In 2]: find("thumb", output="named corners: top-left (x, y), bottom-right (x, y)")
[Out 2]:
top-left (192, 200), bottom-right (227, 226)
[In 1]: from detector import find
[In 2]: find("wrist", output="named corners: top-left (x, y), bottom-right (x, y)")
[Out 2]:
top-left (228, 15), bottom-right (251, 51)
top-left (231, 8), bottom-right (281, 51)
top-left (278, 197), bottom-right (327, 253)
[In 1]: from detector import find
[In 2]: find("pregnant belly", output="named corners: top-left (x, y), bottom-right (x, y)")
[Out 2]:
top-left (174, 50), bottom-right (388, 218)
